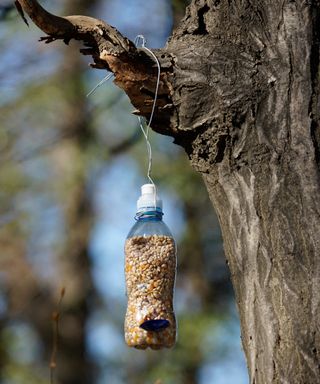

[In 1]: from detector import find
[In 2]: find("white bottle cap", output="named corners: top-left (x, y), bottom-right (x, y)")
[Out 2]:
top-left (137, 183), bottom-right (163, 212)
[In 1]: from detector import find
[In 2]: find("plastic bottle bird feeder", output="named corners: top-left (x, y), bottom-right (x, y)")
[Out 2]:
top-left (124, 184), bottom-right (177, 349)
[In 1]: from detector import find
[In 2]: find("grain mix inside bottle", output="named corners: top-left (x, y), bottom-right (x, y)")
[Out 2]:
top-left (124, 184), bottom-right (177, 349)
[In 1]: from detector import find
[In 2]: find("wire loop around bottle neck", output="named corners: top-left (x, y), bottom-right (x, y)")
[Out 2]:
top-left (135, 210), bottom-right (163, 221)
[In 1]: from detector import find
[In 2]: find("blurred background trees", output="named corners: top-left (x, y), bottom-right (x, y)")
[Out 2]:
top-left (0, 1), bottom-right (247, 383)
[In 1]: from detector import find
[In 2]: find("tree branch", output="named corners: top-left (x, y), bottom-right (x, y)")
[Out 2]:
top-left (17, 0), bottom-right (175, 135)
top-left (17, 0), bottom-right (134, 54)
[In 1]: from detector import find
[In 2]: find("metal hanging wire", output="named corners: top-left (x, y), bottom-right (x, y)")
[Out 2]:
top-left (87, 34), bottom-right (161, 195)
top-left (134, 35), bottom-right (161, 188)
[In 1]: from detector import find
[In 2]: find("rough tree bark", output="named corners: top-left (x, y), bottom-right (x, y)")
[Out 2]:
top-left (17, 0), bottom-right (320, 383)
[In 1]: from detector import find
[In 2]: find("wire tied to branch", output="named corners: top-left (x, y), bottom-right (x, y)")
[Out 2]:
top-left (134, 35), bottom-right (161, 188)
top-left (87, 34), bottom-right (161, 192)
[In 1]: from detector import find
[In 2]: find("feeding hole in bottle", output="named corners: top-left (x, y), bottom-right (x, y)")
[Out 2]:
top-left (140, 319), bottom-right (170, 332)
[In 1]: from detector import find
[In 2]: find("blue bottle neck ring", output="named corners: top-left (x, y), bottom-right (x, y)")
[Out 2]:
top-left (135, 209), bottom-right (163, 221)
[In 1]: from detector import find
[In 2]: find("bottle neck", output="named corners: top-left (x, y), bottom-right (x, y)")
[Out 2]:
top-left (135, 210), bottom-right (163, 222)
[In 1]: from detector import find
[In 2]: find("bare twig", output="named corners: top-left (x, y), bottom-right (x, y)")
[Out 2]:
top-left (50, 287), bottom-right (66, 384)
top-left (14, 1), bottom-right (29, 25)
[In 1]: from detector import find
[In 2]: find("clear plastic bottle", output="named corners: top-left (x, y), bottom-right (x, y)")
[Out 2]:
top-left (124, 184), bottom-right (176, 349)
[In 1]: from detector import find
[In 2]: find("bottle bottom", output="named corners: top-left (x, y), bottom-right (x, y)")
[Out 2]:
top-left (125, 317), bottom-right (176, 350)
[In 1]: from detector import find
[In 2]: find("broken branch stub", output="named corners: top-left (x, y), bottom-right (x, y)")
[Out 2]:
top-left (17, 0), bottom-right (174, 135)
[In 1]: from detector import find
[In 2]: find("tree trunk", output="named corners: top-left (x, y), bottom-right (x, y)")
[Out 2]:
top-left (17, 0), bottom-right (320, 382)
top-left (166, 1), bottom-right (320, 383)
